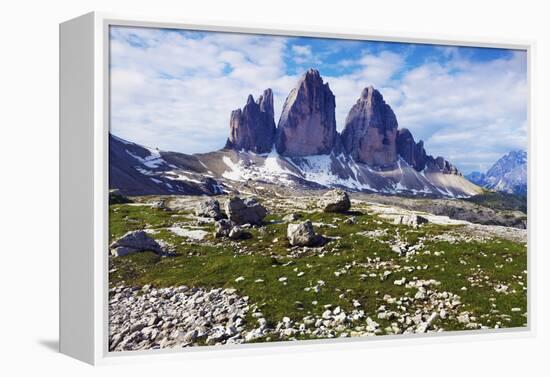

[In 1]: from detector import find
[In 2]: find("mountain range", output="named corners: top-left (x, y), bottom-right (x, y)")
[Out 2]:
top-left (110, 69), bottom-right (482, 198)
top-left (466, 150), bottom-right (527, 196)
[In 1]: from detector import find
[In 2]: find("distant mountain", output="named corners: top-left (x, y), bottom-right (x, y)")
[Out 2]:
top-left (466, 150), bottom-right (527, 196)
top-left (110, 69), bottom-right (482, 198)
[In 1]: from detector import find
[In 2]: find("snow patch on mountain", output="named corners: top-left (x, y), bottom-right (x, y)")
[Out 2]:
top-left (222, 152), bottom-right (296, 185)
top-left (295, 154), bottom-right (374, 191)
top-left (126, 147), bottom-right (166, 169)
top-left (164, 171), bottom-right (203, 184)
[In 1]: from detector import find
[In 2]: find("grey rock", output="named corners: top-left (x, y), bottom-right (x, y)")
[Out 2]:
top-left (214, 219), bottom-right (233, 238)
top-left (457, 313), bottom-right (471, 324)
top-left (318, 189), bottom-right (351, 213)
top-left (195, 198), bottom-right (222, 220)
top-left (147, 316), bottom-right (160, 327)
top-left (182, 329), bottom-right (198, 343)
top-left (275, 69), bottom-right (338, 156)
top-left (109, 230), bottom-right (166, 257)
top-left (225, 89), bottom-right (276, 154)
top-left (228, 225), bottom-right (249, 240)
top-left (287, 220), bottom-right (326, 247)
top-left (393, 214), bottom-right (429, 228)
top-left (109, 285), bottom-right (250, 351)
top-left (344, 216), bottom-right (357, 224)
top-left (225, 196), bottom-right (267, 225)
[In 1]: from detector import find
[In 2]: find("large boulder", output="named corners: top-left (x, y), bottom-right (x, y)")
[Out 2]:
top-left (224, 197), bottom-right (267, 225)
top-left (195, 199), bottom-right (223, 220)
top-left (287, 220), bottom-right (326, 247)
top-left (225, 89), bottom-right (276, 154)
top-left (275, 69), bottom-right (338, 156)
top-left (341, 86), bottom-right (398, 169)
top-left (214, 220), bottom-right (250, 240)
top-left (318, 189), bottom-right (351, 213)
top-left (110, 230), bottom-right (166, 257)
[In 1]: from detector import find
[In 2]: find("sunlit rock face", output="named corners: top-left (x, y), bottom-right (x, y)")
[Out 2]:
top-left (341, 86), bottom-right (398, 169)
top-left (275, 69), bottom-right (338, 157)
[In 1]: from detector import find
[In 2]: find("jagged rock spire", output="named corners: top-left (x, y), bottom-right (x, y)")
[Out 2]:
top-left (341, 86), bottom-right (399, 169)
top-left (396, 128), bottom-right (427, 171)
top-left (275, 69), bottom-right (338, 156)
top-left (225, 89), bottom-right (276, 154)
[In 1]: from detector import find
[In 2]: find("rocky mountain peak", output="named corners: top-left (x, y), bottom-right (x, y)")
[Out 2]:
top-left (486, 150), bottom-right (527, 178)
top-left (223, 69), bottom-right (463, 178)
top-left (225, 89), bottom-right (276, 154)
top-left (304, 68), bottom-right (322, 79)
top-left (466, 150), bottom-right (527, 195)
top-left (359, 85), bottom-right (378, 100)
top-left (341, 86), bottom-right (398, 169)
top-left (275, 69), bottom-right (337, 156)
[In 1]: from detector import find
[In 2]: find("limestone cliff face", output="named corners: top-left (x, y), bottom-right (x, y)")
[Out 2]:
top-left (341, 87), bottom-right (398, 169)
top-left (425, 156), bottom-right (459, 175)
top-left (396, 128), bottom-right (427, 171)
top-left (224, 69), bottom-right (461, 177)
top-left (225, 89), bottom-right (275, 154)
top-left (396, 128), bottom-right (459, 175)
top-left (275, 69), bottom-right (338, 157)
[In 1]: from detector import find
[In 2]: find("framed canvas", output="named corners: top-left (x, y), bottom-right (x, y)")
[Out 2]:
top-left (59, 12), bottom-right (534, 365)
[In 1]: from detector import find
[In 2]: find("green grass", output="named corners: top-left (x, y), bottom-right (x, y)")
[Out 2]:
top-left (109, 201), bottom-right (528, 335)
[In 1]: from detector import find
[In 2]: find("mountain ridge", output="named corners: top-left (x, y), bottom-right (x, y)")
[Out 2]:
top-left (226, 69), bottom-right (460, 175)
top-left (109, 133), bottom-right (481, 198)
top-left (109, 68), bottom-right (482, 198)
top-left (466, 150), bottom-right (527, 196)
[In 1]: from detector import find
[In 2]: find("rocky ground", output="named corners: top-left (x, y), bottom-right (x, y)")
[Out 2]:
top-left (359, 193), bottom-right (527, 229)
top-left (108, 190), bottom-right (528, 352)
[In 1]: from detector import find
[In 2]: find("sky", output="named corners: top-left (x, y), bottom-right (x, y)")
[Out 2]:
top-left (109, 26), bottom-right (528, 174)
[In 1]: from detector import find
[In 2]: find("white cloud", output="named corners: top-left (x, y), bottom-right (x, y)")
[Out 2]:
top-left (393, 51), bottom-right (527, 172)
top-left (292, 45), bottom-right (312, 57)
top-left (110, 27), bottom-right (295, 153)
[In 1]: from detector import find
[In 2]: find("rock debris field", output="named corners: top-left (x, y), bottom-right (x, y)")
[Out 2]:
top-left (108, 189), bottom-right (527, 352)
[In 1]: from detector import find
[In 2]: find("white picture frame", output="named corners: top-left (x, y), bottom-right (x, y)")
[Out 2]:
top-left (59, 11), bottom-right (535, 365)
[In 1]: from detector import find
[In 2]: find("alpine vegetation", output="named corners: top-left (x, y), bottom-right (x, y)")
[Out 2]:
top-left (108, 64), bottom-right (527, 350)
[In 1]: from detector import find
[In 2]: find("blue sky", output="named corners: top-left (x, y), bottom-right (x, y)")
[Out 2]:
top-left (110, 26), bottom-right (527, 174)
